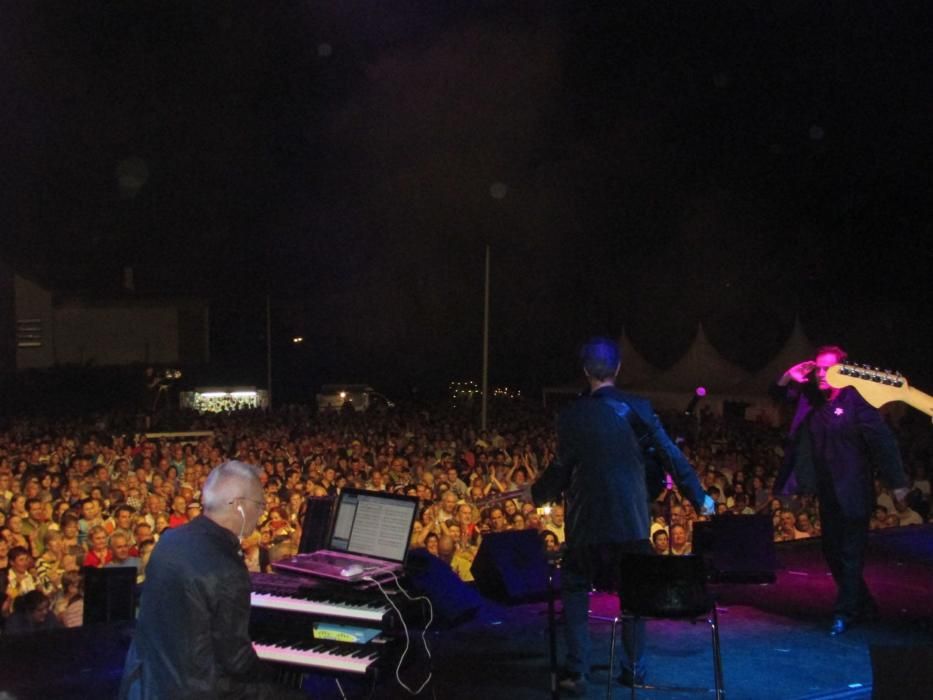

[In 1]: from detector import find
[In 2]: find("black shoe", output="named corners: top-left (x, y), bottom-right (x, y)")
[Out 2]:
top-left (557, 670), bottom-right (587, 696)
top-left (829, 616), bottom-right (849, 636)
top-left (618, 669), bottom-right (647, 688)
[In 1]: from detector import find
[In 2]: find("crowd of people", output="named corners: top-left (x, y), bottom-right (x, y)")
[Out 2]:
top-left (1, 396), bottom-right (930, 634)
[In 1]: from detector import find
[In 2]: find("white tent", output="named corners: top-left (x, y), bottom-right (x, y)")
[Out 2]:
top-left (617, 327), bottom-right (659, 388)
top-left (734, 316), bottom-right (815, 395)
top-left (646, 323), bottom-right (750, 394)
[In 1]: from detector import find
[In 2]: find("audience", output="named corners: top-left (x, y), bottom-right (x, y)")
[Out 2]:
top-left (0, 397), bottom-right (930, 640)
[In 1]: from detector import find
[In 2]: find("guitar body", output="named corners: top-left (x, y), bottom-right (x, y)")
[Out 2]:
top-left (827, 363), bottom-right (933, 420)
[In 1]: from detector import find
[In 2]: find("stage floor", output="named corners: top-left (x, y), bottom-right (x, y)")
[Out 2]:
top-left (1, 525), bottom-right (930, 700)
top-left (387, 524), bottom-right (933, 700)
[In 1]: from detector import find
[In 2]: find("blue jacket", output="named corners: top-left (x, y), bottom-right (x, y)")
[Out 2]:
top-left (532, 386), bottom-right (706, 547)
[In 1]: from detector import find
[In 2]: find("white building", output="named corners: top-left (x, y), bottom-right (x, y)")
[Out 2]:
top-left (1, 262), bottom-right (209, 371)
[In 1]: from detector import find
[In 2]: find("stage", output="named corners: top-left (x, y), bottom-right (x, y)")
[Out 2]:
top-left (1, 525), bottom-right (931, 700)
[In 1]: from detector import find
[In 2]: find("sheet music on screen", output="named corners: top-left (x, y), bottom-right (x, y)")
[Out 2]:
top-left (331, 492), bottom-right (417, 561)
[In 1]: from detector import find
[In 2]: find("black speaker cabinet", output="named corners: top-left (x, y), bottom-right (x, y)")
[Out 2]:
top-left (871, 645), bottom-right (933, 699)
top-left (406, 548), bottom-right (483, 625)
top-left (692, 514), bottom-right (778, 583)
top-left (471, 530), bottom-right (551, 603)
top-left (83, 566), bottom-right (137, 624)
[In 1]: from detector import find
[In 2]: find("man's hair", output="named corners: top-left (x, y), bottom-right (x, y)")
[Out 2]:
top-left (201, 460), bottom-right (261, 514)
top-left (14, 589), bottom-right (48, 615)
top-left (580, 337), bottom-right (621, 380)
top-left (815, 345), bottom-right (847, 361)
top-left (9, 546), bottom-right (30, 561)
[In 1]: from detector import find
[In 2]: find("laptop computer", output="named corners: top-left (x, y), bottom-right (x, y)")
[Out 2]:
top-left (273, 488), bottom-right (419, 582)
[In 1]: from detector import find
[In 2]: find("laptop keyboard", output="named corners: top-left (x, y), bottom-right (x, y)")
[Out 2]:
top-left (306, 552), bottom-right (361, 569)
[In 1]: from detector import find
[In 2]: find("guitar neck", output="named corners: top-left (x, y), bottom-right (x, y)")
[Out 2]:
top-left (828, 363), bottom-right (933, 422)
top-left (476, 489), bottom-right (526, 506)
top-left (902, 386), bottom-right (933, 418)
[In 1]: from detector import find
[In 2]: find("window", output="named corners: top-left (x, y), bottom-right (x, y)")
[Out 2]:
top-left (16, 318), bottom-right (42, 348)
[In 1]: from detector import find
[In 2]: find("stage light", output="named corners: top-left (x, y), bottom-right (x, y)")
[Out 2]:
top-left (684, 386), bottom-right (706, 416)
top-left (292, 336), bottom-right (303, 344)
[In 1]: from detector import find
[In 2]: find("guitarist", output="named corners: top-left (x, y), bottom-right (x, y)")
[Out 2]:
top-left (772, 345), bottom-right (909, 636)
top-left (526, 337), bottom-right (713, 695)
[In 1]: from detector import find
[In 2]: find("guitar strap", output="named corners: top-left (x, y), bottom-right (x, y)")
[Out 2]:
top-left (599, 395), bottom-right (670, 499)
top-left (599, 396), bottom-right (650, 447)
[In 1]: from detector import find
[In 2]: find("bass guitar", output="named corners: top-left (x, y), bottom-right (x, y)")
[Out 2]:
top-left (827, 362), bottom-right (933, 421)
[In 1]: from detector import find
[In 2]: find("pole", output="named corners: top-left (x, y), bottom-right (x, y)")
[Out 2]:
top-left (481, 243), bottom-right (490, 432)
top-left (266, 294), bottom-right (273, 411)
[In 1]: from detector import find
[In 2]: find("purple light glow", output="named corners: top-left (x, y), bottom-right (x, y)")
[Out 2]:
top-left (695, 386), bottom-right (707, 397)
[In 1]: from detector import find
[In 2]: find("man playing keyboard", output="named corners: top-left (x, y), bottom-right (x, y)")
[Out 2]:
top-left (119, 460), bottom-right (305, 699)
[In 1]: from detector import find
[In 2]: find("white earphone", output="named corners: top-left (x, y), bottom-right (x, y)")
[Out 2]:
top-left (237, 504), bottom-right (245, 518)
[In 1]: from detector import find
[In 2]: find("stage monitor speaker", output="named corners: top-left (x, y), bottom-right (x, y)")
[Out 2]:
top-left (298, 495), bottom-right (335, 554)
top-left (871, 645), bottom-right (933, 699)
top-left (83, 566), bottom-right (137, 624)
top-left (406, 548), bottom-right (483, 625)
top-left (692, 514), bottom-right (778, 583)
top-left (471, 529), bottom-right (551, 603)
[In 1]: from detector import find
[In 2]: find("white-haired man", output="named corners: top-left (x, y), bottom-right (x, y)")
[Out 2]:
top-left (119, 461), bottom-right (301, 699)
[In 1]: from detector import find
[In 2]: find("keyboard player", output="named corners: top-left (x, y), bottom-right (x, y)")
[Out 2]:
top-left (119, 461), bottom-right (306, 699)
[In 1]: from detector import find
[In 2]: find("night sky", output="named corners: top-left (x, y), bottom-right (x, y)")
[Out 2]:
top-left (2, 1), bottom-right (931, 396)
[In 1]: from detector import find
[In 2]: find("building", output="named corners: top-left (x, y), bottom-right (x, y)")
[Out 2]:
top-left (0, 261), bottom-right (208, 372)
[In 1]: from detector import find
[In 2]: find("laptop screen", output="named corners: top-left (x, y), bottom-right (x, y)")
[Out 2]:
top-left (328, 488), bottom-right (419, 564)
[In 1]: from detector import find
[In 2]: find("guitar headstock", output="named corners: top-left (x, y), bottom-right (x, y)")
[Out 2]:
top-left (826, 362), bottom-right (910, 408)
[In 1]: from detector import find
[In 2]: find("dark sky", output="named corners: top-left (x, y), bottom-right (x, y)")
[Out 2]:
top-left (2, 1), bottom-right (931, 394)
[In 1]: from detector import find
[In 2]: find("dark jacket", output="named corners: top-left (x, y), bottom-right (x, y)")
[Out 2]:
top-left (772, 383), bottom-right (907, 520)
top-left (532, 386), bottom-right (706, 547)
top-left (119, 516), bottom-right (266, 700)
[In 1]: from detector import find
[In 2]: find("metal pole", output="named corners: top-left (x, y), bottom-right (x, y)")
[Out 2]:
top-left (481, 243), bottom-right (490, 432)
top-left (266, 294), bottom-right (273, 411)
top-left (548, 563), bottom-right (560, 700)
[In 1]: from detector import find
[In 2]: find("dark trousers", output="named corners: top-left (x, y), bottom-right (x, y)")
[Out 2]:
top-left (560, 539), bottom-right (652, 677)
top-left (818, 500), bottom-right (874, 620)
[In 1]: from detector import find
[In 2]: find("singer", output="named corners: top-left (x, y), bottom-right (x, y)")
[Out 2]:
top-left (119, 461), bottom-right (299, 699)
